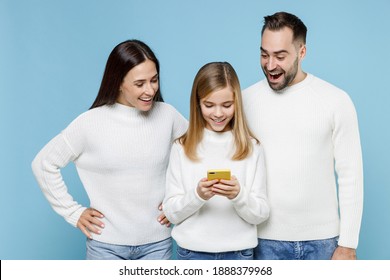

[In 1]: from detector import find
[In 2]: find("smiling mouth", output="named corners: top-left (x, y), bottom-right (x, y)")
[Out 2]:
top-left (139, 97), bottom-right (153, 102)
top-left (269, 72), bottom-right (283, 81)
top-left (212, 118), bottom-right (226, 124)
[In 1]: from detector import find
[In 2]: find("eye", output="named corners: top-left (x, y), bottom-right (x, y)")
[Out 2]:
top-left (276, 56), bottom-right (285, 61)
top-left (151, 78), bottom-right (158, 84)
top-left (135, 83), bottom-right (143, 88)
top-left (202, 102), bottom-right (214, 108)
top-left (223, 104), bottom-right (233, 108)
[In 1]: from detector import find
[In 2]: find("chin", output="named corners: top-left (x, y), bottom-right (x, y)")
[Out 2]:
top-left (139, 103), bottom-right (154, 112)
top-left (213, 126), bottom-right (227, 132)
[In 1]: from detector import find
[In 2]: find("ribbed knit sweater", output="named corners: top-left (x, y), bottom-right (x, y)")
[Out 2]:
top-left (163, 129), bottom-right (269, 253)
top-left (32, 102), bottom-right (188, 245)
top-left (242, 74), bottom-right (363, 249)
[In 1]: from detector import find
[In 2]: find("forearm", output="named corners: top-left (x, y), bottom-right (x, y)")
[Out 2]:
top-left (32, 134), bottom-right (85, 226)
top-left (163, 188), bottom-right (205, 224)
top-left (232, 186), bottom-right (270, 224)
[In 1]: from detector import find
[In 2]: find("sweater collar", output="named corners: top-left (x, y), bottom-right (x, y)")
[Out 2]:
top-left (203, 128), bottom-right (233, 142)
top-left (108, 102), bottom-right (152, 117)
top-left (267, 73), bottom-right (314, 95)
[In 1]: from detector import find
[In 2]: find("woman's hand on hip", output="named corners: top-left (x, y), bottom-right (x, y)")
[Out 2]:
top-left (77, 208), bottom-right (105, 239)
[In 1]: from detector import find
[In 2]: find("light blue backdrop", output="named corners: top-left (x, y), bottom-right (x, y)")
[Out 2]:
top-left (1, 0), bottom-right (389, 260)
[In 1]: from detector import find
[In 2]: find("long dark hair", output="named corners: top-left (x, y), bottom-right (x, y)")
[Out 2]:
top-left (90, 39), bottom-right (164, 109)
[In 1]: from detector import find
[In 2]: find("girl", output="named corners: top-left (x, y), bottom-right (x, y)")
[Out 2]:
top-left (32, 40), bottom-right (188, 260)
top-left (163, 62), bottom-right (269, 260)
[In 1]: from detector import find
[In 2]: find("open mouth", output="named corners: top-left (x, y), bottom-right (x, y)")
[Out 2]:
top-left (139, 97), bottom-right (153, 102)
top-left (269, 72), bottom-right (283, 81)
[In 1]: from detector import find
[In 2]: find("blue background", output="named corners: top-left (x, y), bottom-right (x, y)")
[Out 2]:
top-left (1, 0), bottom-right (389, 259)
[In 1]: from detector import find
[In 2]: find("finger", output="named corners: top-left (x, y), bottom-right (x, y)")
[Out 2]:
top-left (83, 210), bottom-right (105, 228)
top-left (84, 221), bottom-right (103, 235)
top-left (77, 222), bottom-right (92, 239)
top-left (219, 178), bottom-right (238, 186)
top-left (159, 216), bottom-right (170, 225)
top-left (202, 179), bottom-right (218, 187)
top-left (88, 216), bottom-right (105, 228)
top-left (80, 216), bottom-right (104, 234)
top-left (81, 228), bottom-right (92, 239)
top-left (212, 188), bottom-right (229, 195)
top-left (89, 208), bottom-right (104, 218)
top-left (212, 183), bottom-right (233, 191)
top-left (157, 213), bottom-right (166, 222)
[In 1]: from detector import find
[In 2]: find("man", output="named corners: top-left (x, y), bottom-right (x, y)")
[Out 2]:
top-left (242, 12), bottom-right (363, 260)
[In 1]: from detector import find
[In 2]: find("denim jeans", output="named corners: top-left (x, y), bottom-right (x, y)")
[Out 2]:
top-left (86, 237), bottom-right (172, 260)
top-left (176, 246), bottom-right (254, 260)
top-left (254, 237), bottom-right (338, 260)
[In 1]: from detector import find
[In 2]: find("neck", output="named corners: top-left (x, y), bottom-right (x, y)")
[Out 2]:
top-left (290, 70), bottom-right (307, 87)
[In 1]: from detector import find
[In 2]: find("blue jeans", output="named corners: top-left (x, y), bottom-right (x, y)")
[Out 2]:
top-left (254, 237), bottom-right (338, 260)
top-left (176, 246), bottom-right (254, 260)
top-left (86, 237), bottom-right (172, 260)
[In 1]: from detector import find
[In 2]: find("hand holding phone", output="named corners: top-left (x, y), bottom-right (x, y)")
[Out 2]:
top-left (197, 178), bottom-right (217, 201)
top-left (207, 170), bottom-right (240, 200)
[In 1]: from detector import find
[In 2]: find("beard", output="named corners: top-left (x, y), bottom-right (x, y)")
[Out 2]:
top-left (263, 56), bottom-right (299, 92)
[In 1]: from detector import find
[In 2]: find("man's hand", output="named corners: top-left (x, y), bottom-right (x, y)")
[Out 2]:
top-left (331, 246), bottom-right (357, 260)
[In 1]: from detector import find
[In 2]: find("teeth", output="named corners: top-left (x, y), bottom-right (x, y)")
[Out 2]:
top-left (140, 98), bottom-right (152, 101)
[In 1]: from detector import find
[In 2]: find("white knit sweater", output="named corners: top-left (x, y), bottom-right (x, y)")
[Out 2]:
top-left (32, 102), bottom-right (188, 245)
top-left (163, 129), bottom-right (269, 253)
top-left (242, 74), bottom-right (363, 249)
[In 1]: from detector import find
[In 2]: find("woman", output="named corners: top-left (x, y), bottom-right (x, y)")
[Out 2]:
top-left (32, 40), bottom-right (188, 260)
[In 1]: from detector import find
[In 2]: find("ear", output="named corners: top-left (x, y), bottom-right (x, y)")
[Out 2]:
top-left (299, 44), bottom-right (306, 60)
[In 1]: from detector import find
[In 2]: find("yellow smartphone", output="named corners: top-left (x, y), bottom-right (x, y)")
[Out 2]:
top-left (207, 169), bottom-right (231, 181)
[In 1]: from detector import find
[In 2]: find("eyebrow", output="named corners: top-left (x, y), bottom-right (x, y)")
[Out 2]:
top-left (133, 73), bottom-right (158, 83)
top-left (260, 47), bottom-right (288, 55)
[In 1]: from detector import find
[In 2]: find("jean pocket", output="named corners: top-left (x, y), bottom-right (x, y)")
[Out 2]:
top-left (239, 248), bottom-right (254, 259)
top-left (176, 246), bottom-right (192, 259)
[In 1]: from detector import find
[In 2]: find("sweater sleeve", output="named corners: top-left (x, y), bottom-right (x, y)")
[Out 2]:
top-left (172, 109), bottom-right (188, 140)
top-left (333, 93), bottom-right (363, 249)
top-left (163, 143), bottom-right (205, 224)
top-left (231, 144), bottom-right (270, 225)
top-left (31, 133), bottom-right (87, 227)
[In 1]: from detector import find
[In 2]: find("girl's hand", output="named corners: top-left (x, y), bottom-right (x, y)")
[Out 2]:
top-left (77, 208), bottom-right (105, 239)
top-left (157, 203), bottom-right (171, 227)
top-left (211, 175), bottom-right (240, 199)
top-left (197, 178), bottom-right (218, 200)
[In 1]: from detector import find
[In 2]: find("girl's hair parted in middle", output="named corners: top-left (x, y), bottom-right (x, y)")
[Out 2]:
top-left (179, 61), bottom-right (258, 161)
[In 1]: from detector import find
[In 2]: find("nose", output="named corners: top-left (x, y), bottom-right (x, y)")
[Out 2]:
top-left (144, 82), bottom-right (155, 95)
top-left (266, 57), bottom-right (277, 71)
top-left (213, 106), bottom-right (223, 117)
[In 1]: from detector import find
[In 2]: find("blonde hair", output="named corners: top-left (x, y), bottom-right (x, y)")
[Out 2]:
top-left (179, 62), bottom-right (258, 161)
